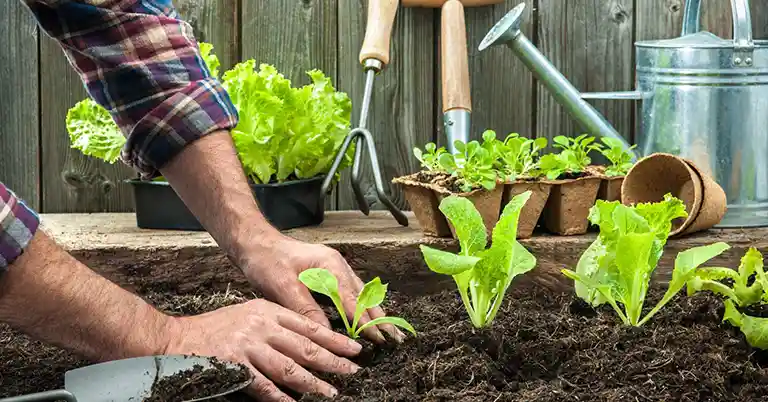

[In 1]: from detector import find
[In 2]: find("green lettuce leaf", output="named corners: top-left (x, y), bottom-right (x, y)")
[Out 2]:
top-left (66, 98), bottom-right (126, 163)
top-left (199, 42), bottom-right (221, 79)
top-left (723, 299), bottom-right (768, 350)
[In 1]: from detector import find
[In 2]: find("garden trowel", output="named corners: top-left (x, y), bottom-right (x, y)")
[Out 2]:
top-left (0, 355), bottom-right (253, 402)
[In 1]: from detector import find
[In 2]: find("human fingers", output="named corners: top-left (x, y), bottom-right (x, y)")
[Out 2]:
top-left (248, 346), bottom-right (338, 398)
top-left (242, 363), bottom-right (296, 402)
top-left (274, 306), bottom-right (362, 358)
top-left (269, 323), bottom-right (360, 375)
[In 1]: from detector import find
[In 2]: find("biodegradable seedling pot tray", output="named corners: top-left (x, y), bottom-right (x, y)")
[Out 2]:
top-left (502, 179), bottom-right (552, 239)
top-left (392, 173), bottom-right (452, 237)
top-left (587, 165), bottom-right (624, 202)
top-left (541, 175), bottom-right (601, 236)
top-left (128, 175), bottom-right (327, 231)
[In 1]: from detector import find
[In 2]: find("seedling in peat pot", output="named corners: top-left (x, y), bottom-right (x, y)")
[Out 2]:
top-left (494, 132), bottom-right (548, 181)
top-left (414, 142), bottom-right (449, 172)
top-left (686, 248), bottom-right (768, 350)
top-left (598, 137), bottom-right (636, 177)
top-left (298, 268), bottom-right (417, 339)
top-left (562, 194), bottom-right (730, 326)
top-left (439, 140), bottom-right (499, 192)
top-left (538, 134), bottom-right (601, 180)
top-left (419, 191), bottom-right (537, 328)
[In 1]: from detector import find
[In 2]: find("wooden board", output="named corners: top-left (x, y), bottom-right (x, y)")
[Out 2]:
top-left (536, 0), bottom-right (635, 158)
top-left (173, 0), bottom-right (240, 73)
top-left (436, 0), bottom-right (536, 147)
top-left (39, 37), bottom-right (136, 213)
top-left (635, 0), bottom-right (737, 42)
top-left (0, 2), bottom-right (40, 209)
top-left (336, 2), bottom-right (435, 212)
top-left (240, 0), bottom-right (339, 210)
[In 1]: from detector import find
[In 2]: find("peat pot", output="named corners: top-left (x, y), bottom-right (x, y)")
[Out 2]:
top-left (128, 176), bottom-right (326, 231)
top-left (479, 0), bottom-right (767, 228)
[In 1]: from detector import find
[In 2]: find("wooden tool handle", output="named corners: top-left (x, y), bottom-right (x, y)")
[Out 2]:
top-left (403, 0), bottom-right (503, 7)
top-left (441, 0), bottom-right (471, 112)
top-left (359, 0), bottom-right (399, 66)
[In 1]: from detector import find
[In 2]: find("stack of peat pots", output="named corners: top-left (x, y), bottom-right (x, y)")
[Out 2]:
top-left (394, 136), bottom-right (727, 240)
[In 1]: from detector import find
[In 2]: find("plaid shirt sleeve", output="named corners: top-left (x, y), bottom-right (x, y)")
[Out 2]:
top-left (22, 0), bottom-right (239, 179)
top-left (0, 182), bottom-right (40, 271)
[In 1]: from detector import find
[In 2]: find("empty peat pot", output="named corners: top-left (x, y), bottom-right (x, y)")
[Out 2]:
top-left (128, 176), bottom-right (326, 231)
top-left (621, 153), bottom-right (727, 236)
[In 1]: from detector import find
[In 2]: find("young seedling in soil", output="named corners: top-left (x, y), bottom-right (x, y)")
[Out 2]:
top-left (439, 140), bottom-right (499, 193)
top-left (563, 194), bottom-right (730, 326)
top-left (298, 269), bottom-right (417, 339)
top-left (686, 247), bottom-right (768, 350)
top-left (598, 137), bottom-right (636, 177)
top-left (143, 356), bottom-right (250, 402)
top-left (419, 191), bottom-right (537, 328)
top-left (491, 131), bottom-right (548, 181)
top-left (413, 142), bottom-right (448, 172)
top-left (538, 134), bottom-right (601, 180)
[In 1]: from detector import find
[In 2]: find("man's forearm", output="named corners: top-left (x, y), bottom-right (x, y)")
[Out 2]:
top-left (159, 130), bottom-right (284, 273)
top-left (0, 231), bottom-right (172, 362)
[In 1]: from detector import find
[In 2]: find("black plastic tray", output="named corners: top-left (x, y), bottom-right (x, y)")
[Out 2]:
top-left (128, 176), bottom-right (326, 231)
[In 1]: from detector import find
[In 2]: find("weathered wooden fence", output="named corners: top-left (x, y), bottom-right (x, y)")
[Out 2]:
top-left (1, 0), bottom-right (766, 213)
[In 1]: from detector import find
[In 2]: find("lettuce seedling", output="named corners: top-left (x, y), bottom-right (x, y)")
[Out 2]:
top-left (438, 140), bottom-right (498, 192)
top-left (537, 134), bottom-right (602, 180)
top-left (686, 247), bottom-right (768, 307)
top-left (414, 142), bottom-right (448, 172)
top-left (563, 194), bottom-right (730, 326)
top-left (298, 268), bottom-right (416, 339)
top-left (497, 133), bottom-right (548, 181)
top-left (685, 248), bottom-right (768, 350)
top-left (598, 137), bottom-right (636, 177)
top-left (419, 191), bottom-right (537, 328)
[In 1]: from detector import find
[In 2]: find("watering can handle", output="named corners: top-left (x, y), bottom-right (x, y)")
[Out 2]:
top-left (0, 390), bottom-right (77, 402)
top-left (681, 0), bottom-right (753, 51)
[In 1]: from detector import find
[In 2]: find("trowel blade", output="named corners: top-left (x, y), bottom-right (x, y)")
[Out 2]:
top-left (64, 355), bottom-right (252, 402)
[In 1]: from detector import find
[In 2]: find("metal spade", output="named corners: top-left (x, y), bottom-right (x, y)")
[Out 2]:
top-left (0, 355), bottom-right (253, 402)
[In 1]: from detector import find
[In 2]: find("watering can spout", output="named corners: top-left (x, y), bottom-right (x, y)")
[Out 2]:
top-left (479, 2), bottom-right (639, 161)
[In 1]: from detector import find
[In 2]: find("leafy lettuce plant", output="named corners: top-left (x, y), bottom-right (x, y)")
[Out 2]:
top-left (222, 61), bottom-right (353, 184)
top-left (686, 247), bottom-right (768, 307)
top-left (685, 248), bottom-right (768, 350)
top-left (419, 191), bottom-right (537, 328)
top-left (538, 134), bottom-right (601, 180)
top-left (298, 268), bottom-right (416, 339)
top-left (496, 132), bottom-right (548, 181)
top-left (563, 194), bottom-right (730, 326)
top-left (438, 140), bottom-right (499, 192)
top-left (598, 137), bottom-right (636, 177)
top-left (413, 142), bottom-right (448, 172)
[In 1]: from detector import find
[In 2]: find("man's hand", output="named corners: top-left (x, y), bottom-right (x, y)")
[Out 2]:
top-left (164, 298), bottom-right (361, 401)
top-left (160, 131), bottom-right (404, 344)
top-left (242, 236), bottom-right (406, 344)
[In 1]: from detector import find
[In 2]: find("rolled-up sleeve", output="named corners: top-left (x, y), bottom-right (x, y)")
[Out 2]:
top-left (22, 0), bottom-right (239, 179)
top-left (0, 183), bottom-right (40, 270)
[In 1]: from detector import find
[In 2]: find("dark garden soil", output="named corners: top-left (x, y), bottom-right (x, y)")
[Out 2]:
top-left (144, 356), bottom-right (250, 402)
top-left (3, 284), bottom-right (768, 401)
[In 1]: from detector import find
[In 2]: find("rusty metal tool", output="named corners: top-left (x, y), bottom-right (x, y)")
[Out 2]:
top-left (404, 0), bottom-right (503, 153)
top-left (321, 0), bottom-right (409, 227)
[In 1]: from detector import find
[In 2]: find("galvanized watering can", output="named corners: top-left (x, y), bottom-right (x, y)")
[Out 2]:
top-left (479, 0), bottom-right (768, 228)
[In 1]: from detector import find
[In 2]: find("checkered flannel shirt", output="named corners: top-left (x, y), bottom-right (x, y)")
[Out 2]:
top-left (1, 0), bottom-right (239, 270)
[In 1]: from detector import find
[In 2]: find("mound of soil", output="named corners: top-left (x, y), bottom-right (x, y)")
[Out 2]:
top-left (299, 286), bottom-right (768, 402)
top-left (144, 356), bottom-right (250, 402)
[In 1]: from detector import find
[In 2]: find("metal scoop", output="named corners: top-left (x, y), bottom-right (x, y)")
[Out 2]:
top-left (0, 355), bottom-right (253, 402)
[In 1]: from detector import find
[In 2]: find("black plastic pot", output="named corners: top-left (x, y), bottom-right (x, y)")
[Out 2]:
top-left (127, 175), bottom-right (326, 231)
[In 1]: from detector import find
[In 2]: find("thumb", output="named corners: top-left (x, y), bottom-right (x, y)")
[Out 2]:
top-left (280, 286), bottom-right (332, 329)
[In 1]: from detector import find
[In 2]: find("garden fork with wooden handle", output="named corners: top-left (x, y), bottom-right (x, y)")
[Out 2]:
top-left (404, 0), bottom-right (503, 153)
top-left (321, 0), bottom-right (409, 227)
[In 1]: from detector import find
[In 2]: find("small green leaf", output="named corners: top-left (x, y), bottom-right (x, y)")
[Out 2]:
top-left (356, 316), bottom-right (417, 337)
top-left (420, 245), bottom-right (482, 275)
top-left (723, 299), bottom-right (768, 350)
top-left (298, 268), bottom-right (351, 334)
top-left (438, 196), bottom-right (487, 256)
top-left (353, 277), bottom-right (387, 331)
